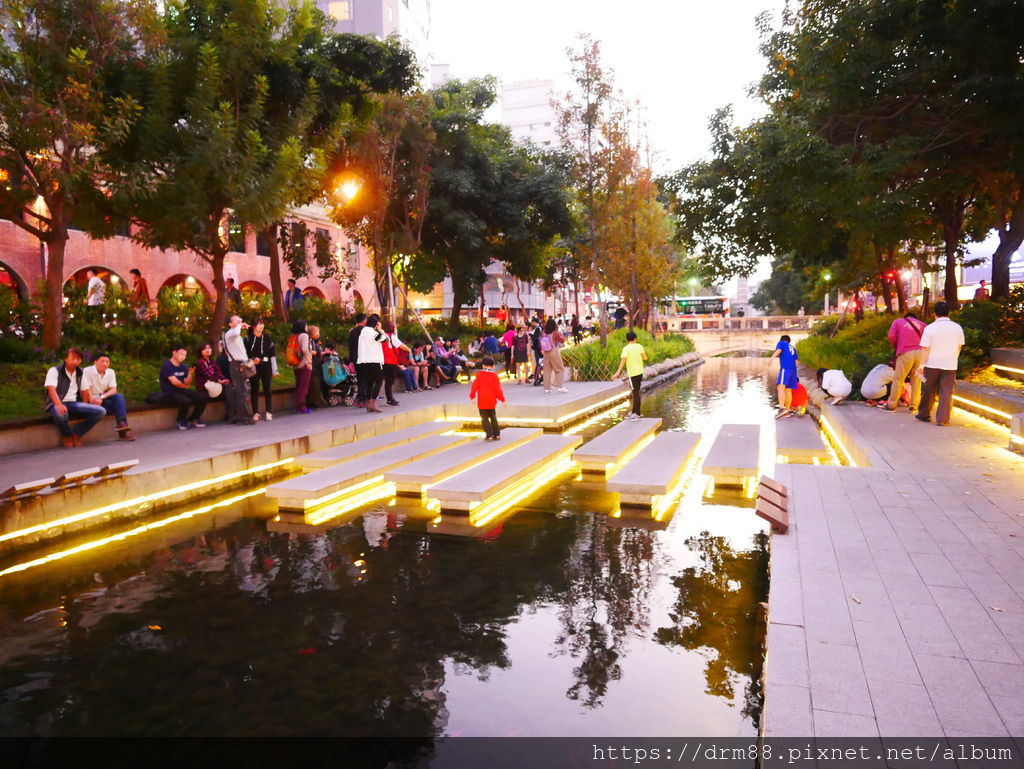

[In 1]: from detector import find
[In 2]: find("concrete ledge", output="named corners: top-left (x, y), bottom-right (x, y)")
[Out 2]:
top-left (775, 415), bottom-right (829, 464)
top-left (573, 417), bottom-right (661, 476)
top-left (799, 371), bottom-right (881, 469)
top-left (296, 420), bottom-right (449, 470)
top-left (953, 381), bottom-right (1024, 427)
top-left (991, 348), bottom-right (1024, 382)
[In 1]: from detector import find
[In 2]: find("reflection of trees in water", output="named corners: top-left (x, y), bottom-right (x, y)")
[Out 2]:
top-left (655, 530), bottom-right (769, 726)
top-left (550, 516), bottom-right (660, 708)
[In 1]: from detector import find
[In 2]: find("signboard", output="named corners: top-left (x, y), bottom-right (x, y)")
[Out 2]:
top-left (961, 233), bottom-right (1024, 284)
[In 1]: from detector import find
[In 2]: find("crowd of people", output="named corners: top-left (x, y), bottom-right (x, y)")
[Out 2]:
top-left (42, 304), bottom-right (588, 447)
top-left (773, 300), bottom-right (965, 426)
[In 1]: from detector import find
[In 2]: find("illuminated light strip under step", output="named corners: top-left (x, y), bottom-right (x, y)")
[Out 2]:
top-left (305, 480), bottom-right (397, 526)
top-left (0, 489), bottom-right (266, 578)
top-left (951, 395), bottom-right (1013, 422)
top-left (818, 414), bottom-right (858, 468)
top-left (993, 364), bottom-right (1024, 377)
top-left (0, 459), bottom-right (294, 545)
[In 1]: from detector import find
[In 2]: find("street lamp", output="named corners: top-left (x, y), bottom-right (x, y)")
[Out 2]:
top-left (823, 272), bottom-right (832, 315)
top-left (688, 277), bottom-right (698, 293)
top-left (335, 176), bottom-right (362, 203)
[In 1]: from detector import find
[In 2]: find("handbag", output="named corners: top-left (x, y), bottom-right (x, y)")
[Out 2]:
top-left (271, 355), bottom-right (279, 377)
top-left (223, 333), bottom-right (257, 379)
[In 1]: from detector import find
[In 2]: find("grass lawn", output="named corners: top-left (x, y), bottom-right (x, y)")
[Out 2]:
top-left (0, 358), bottom-right (297, 422)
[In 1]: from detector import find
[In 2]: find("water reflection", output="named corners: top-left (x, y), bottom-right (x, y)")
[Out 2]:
top-left (0, 358), bottom-right (775, 738)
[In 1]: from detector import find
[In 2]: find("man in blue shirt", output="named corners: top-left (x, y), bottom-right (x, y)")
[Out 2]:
top-left (159, 344), bottom-right (209, 430)
top-left (284, 279), bottom-right (304, 317)
top-left (771, 334), bottom-right (799, 416)
top-left (482, 332), bottom-right (500, 355)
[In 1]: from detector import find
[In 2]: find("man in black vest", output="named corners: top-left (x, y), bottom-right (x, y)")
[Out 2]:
top-left (44, 348), bottom-right (107, 447)
top-left (347, 312), bottom-right (367, 407)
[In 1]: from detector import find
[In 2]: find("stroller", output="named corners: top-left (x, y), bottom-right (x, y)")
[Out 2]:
top-left (321, 352), bottom-right (356, 407)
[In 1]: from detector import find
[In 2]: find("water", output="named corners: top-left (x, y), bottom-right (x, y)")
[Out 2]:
top-left (0, 358), bottom-right (775, 739)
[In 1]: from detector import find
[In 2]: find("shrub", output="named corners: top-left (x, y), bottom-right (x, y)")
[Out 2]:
top-left (562, 328), bottom-right (695, 381)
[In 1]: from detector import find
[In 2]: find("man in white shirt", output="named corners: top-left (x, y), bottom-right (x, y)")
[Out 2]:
top-left (85, 268), bottom-right (105, 315)
top-left (915, 301), bottom-right (965, 426)
top-left (82, 353), bottom-right (135, 441)
top-left (223, 315), bottom-right (255, 424)
top-left (44, 348), bottom-right (106, 447)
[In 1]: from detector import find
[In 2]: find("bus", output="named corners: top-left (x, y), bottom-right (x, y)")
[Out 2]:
top-left (667, 296), bottom-right (731, 316)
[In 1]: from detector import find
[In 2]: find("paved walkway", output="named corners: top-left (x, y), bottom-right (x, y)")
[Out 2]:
top-left (765, 401), bottom-right (1024, 737)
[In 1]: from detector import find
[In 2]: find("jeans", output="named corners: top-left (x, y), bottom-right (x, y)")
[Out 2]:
top-left (98, 393), bottom-right (128, 422)
top-left (399, 367), bottom-right (417, 391)
top-left (48, 401), bottom-right (106, 438)
top-left (163, 389), bottom-right (208, 424)
top-left (629, 374), bottom-right (643, 416)
top-left (228, 362), bottom-right (254, 420)
top-left (917, 367), bottom-right (956, 425)
top-left (479, 408), bottom-right (500, 438)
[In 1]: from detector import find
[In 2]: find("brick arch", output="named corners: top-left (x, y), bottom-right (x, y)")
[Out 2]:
top-left (302, 286), bottom-right (326, 299)
top-left (64, 265), bottom-right (129, 290)
top-left (0, 260), bottom-right (30, 301)
top-left (159, 273), bottom-right (210, 299)
top-left (239, 280), bottom-right (270, 294)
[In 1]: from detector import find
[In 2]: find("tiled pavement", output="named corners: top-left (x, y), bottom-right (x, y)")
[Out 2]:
top-left (765, 403), bottom-right (1024, 737)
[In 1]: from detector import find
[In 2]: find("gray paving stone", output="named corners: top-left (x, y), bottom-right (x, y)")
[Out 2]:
top-left (844, 577), bottom-right (897, 624)
top-left (763, 683), bottom-right (813, 738)
top-left (894, 602), bottom-right (964, 658)
top-left (929, 586), bottom-right (1022, 664)
top-left (880, 570), bottom-right (935, 605)
top-left (989, 695), bottom-right (1024, 736)
top-left (914, 654), bottom-right (1009, 736)
top-left (807, 640), bottom-right (873, 716)
top-left (813, 709), bottom-right (879, 738)
top-left (766, 623), bottom-right (809, 688)
top-left (866, 680), bottom-right (942, 737)
top-left (803, 584), bottom-right (857, 646)
top-left (909, 552), bottom-right (967, 588)
top-left (853, 619), bottom-right (922, 686)
top-left (768, 577), bottom-right (804, 627)
top-left (971, 660), bottom-right (1024, 700)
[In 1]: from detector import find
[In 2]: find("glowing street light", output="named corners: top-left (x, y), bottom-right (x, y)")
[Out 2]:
top-left (335, 176), bottom-right (362, 203)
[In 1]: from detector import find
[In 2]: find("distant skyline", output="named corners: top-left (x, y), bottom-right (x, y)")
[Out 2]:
top-left (429, 0), bottom-right (786, 174)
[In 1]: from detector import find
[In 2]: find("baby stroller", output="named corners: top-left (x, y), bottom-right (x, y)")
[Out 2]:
top-left (321, 352), bottom-right (356, 407)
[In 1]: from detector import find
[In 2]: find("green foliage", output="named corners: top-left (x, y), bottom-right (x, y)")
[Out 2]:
top-left (795, 315), bottom-right (892, 395)
top-left (562, 328), bottom-right (694, 381)
top-left (750, 257), bottom-right (811, 315)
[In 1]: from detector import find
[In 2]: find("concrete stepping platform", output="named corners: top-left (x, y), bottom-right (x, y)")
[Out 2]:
top-left (702, 423), bottom-right (760, 491)
top-left (606, 431), bottom-right (701, 508)
top-left (427, 433), bottom-right (582, 513)
top-left (572, 417), bottom-right (662, 476)
top-left (268, 433), bottom-right (471, 511)
top-left (384, 428), bottom-right (543, 495)
top-left (295, 420), bottom-right (451, 470)
top-left (774, 415), bottom-right (829, 464)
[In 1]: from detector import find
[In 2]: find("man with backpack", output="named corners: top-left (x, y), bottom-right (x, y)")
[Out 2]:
top-left (529, 318), bottom-right (544, 386)
top-left (881, 311), bottom-right (927, 413)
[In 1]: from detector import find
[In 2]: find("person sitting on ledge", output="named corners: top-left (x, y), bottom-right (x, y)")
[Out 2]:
top-left (81, 352), bottom-right (135, 441)
top-left (43, 348), bottom-right (106, 448)
top-left (160, 344), bottom-right (209, 430)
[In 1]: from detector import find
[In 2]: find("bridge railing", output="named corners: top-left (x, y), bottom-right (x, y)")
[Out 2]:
top-left (663, 315), bottom-right (824, 332)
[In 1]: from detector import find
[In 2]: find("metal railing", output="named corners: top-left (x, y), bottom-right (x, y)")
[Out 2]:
top-left (662, 315), bottom-right (824, 333)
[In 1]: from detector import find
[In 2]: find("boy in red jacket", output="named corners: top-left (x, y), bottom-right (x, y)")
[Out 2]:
top-left (469, 356), bottom-right (505, 440)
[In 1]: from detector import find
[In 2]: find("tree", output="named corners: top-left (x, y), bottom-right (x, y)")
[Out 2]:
top-left (107, 0), bottom-right (331, 342)
top-left (750, 258), bottom-right (808, 315)
top-left (0, 0), bottom-right (151, 349)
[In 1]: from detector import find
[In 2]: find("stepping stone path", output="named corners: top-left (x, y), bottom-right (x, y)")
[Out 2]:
top-left (573, 417), bottom-right (662, 476)
top-left (606, 431), bottom-right (701, 508)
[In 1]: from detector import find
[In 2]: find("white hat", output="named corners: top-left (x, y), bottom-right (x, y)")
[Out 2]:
top-left (204, 380), bottom-right (223, 398)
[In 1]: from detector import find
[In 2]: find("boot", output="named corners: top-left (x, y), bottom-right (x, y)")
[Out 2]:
top-left (118, 427), bottom-right (136, 441)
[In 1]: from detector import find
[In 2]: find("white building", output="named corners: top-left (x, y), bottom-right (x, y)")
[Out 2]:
top-left (501, 79), bottom-right (559, 148)
top-left (319, 0), bottom-right (432, 84)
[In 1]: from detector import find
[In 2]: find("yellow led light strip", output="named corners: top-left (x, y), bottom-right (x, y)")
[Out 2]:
top-left (951, 395), bottom-right (1013, 421)
top-left (471, 456), bottom-right (577, 528)
top-left (563, 401), bottom-right (631, 436)
top-left (554, 391), bottom-right (631, 425)
top-left (0, 458), bottom-right (293, 545)
top-left (305, 481), bottom-right (397, 526)
top-left (1011, 434), bottom-right (1024, 446)
top-left (0, 488), bottom-right (266, 578)
top-left (652, 446), bottom-right (704, 520)
top-left (993, 364), bottom-right (1024, 376)
top-left (298, 474), bottom-right (384, 512)
top-left (819, 414), bottom-right (858, 468)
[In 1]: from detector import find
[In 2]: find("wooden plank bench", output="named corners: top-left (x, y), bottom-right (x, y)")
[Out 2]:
top-left (572, 417), bottom-right (662, 476)
top-left (702, 423), bottom-right (761, 492)
top-left (53, 467), bottom-right (102, 488)
top-left (0, 477), bottom-right (55, 501)
top-left (268, 433), bottom-right (471, 511)
top-left (775, 416), bottom-right (830, 463)
top-left (427, 433), bottom-right (582, 514)
top-left (296, 420), bottom-right (451, 470)
top-left (755, 475), bottom-right (789, 534)
top-left (98, 459), bottom-right (140, 479)
top-left (606, 431), bottom-right (701, 508)
top-left (384, 428), bottom-right (543, 495)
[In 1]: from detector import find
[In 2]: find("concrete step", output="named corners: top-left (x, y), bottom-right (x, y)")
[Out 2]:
top-left (427, 433), bottom-right (582, 513)
top-left (295, 420), bottom-right (451, 470)
top-left (606, 431), bottom-right (700, 508)
top-left (384, 428), bottom-right (543, 495)
top-left (268, 433), bottom-right (472, 511)
top-left (572, 417), bottom-right (662, 476)
top-left (774, 415), bottom-right (829, 464)
top-left (702, 423), bottom-right (761, 491)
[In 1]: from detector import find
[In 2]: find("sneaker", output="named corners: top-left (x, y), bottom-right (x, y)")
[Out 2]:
top-left (253, 413), bottom-right (261, 422)
top-left (914, 414), bottom-right (931, 423)
top-left (62, 436), bottom-right (75, 448)
top-left (177, 422), bottom-right (190, 431)
top-left (544, 389), bottom-right (551, 394)
top-left (387, 400), bottom-right (399, 406)
top-left (188, 421), bottom-right (206, 429)
top-left (877, 403), bottom-right (897, 412)
top-left (265, 412), bottom-right (273, 421)
top-left (557, 387), bottom-right (568, 393)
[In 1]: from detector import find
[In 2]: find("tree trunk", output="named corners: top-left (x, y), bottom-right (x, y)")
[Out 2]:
top-left (888, 247), bottom-right (907, 314)
top-left (873, 242), bottom-right (894, 314)
top-left (265, 224), bottom-right (287, 321)
top-left (206, 251), bottom-right (228, 344)
top-left (448, 273), bottom-right (465, 331)
top-left (574, 279), bottom-right (581, 318)
top-left (942, 224), bottom-right (961, 312)
top-left (41, 234), bottom-right (68, 351)
top-left (991, 193), bottom-right (1024, 300)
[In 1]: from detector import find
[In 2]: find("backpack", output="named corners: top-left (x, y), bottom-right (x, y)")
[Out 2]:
top-left (539, 333), bottom-right (553, 353)
top-left (285, 334), bottom-right (302, 367)
top-left (322, 355), bottom-right (346, 386)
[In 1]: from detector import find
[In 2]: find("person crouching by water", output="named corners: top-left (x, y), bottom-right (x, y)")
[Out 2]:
top-left (470, 356), bottom-right (505, 440)
top-left (817, 367), bottom-right (852, 406)
top-left (612, 331), bottom-right (647, 421)
top-left (771, 334), bottom-right (799, 417)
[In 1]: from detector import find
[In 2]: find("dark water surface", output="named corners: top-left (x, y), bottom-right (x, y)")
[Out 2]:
top-left (0, 358), bottom-right (774, 738)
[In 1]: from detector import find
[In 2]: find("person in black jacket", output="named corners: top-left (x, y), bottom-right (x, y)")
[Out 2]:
top-left (245, 317), bottom-right (277, 421)
top-left (347, 312), bottom-right (367, 406)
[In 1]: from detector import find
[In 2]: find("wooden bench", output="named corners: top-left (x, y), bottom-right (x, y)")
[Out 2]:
top-left (606, 431), bottom-right (701, 508)
top-left (384, 428), bottom-right (543, 495)
top-left (572, 417), bottom-right (662, 476)
top-left (53, 466), bottom-right (102, 488)
top-left (755, 475), bottom-right (789, 534)
top-left (267, 433), bottom-right (471, 511)
top-left (0, 477), bottom-right (55, 501)
top-left (296, 420), bottom-right (450, 471)
top-left (427, 433), bottom-right (582, 514)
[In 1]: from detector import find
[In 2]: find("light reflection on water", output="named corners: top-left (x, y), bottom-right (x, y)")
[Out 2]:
top-left (0, 358), bottom-right (773, 739)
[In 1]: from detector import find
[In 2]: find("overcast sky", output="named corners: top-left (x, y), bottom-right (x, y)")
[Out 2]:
top-left (429, 0), bottom-right (786, 174)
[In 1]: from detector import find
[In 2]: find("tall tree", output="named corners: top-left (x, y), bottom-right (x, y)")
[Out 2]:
top-left (0, 0), bottom-right (152, 348)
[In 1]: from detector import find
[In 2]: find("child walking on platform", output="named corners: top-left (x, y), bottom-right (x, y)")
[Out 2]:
top-left (470, 356), bottom-right (505, 440)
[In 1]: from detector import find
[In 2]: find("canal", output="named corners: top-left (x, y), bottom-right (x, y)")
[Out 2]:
top-left (0, 358), bottom-right (775, 739)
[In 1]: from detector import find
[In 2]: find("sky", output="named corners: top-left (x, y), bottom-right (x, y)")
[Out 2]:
top-left (429, 0), bottom-right (787, 174)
